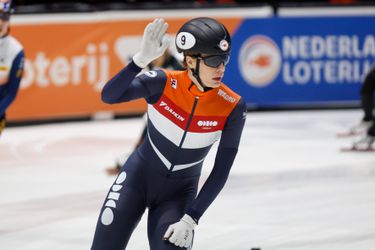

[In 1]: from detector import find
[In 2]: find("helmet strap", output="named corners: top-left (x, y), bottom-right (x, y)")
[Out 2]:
top-left (191, 58), bottom-right (212, 92)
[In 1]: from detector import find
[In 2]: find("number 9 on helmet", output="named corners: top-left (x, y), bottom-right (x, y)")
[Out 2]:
top-left (175, 17), bottom-right (231, 57)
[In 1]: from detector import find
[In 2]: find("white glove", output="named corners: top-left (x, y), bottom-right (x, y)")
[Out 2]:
top-left (163, 214), bottom-right (197, 248)
top-left (133, 18), bottom-right (171, 68)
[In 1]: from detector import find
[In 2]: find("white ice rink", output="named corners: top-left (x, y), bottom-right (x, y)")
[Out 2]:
top-left (0, 110), bottom-right (374, 250)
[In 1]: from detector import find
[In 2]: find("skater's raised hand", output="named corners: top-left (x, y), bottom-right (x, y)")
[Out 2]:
top-left (133, 18), bottom-right (171, 68)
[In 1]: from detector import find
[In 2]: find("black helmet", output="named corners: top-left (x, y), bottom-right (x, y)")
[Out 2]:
top-left (175, 17), bottom-right (231, 56)
top-left (0, 0), bottom-right (13, 20)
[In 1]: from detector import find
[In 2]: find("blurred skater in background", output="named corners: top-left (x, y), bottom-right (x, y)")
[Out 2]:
top-left (351, 65), bottom-right (375, 150)
top-left (0, 0), bottom-right (24, 137)
top-left (105, 48), bottom-right (184, 175)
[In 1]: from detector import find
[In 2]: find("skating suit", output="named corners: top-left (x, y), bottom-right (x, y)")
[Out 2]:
top-left (0, 35), bottom-right (24, 133)
top-left (360, 65), bottom-right (375, 136)
top-left (92, 61), bottom-right (246, 250)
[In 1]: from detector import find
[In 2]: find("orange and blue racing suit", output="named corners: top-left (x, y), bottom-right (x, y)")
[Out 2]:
top-left (91, 61), bottom-right (246, 250)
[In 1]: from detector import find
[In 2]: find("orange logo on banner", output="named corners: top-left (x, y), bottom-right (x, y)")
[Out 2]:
top-left (7, 16), bottom-right (241, 122)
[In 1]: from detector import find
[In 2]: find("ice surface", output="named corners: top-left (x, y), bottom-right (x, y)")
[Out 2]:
top-left (0, 110), bottom-right (374, 250)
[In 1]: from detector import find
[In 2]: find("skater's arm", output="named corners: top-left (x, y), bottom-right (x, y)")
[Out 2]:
top-left (186, 98), bottom-right (247, 222)
top-left (101, 61), bottom-right (167, 104)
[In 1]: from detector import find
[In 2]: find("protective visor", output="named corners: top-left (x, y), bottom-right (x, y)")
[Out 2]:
top-left (197, 54), bottom-right (230, 68)
top-left (0, 12), bottom-right (10, 21)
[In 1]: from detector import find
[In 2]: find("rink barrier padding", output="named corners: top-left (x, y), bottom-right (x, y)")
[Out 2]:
top-left (6, 6), bottom-right (375, 123)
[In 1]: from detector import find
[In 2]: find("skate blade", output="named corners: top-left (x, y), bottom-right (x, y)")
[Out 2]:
top-left (340, 147), bottom-right (375, 152)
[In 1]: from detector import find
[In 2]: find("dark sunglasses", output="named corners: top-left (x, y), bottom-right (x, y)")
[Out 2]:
top-left (196, 54), bottom-right (230, 68)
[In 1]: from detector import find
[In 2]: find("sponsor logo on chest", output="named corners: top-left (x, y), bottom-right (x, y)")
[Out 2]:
top-left (160, 101), bottom-right (185, 122)
top-left (171, 78), bottom-right (177, 89)
top-left (218, 89), bottom-right (236, 103)
top-left (197, 120), bottom-right (218, 128)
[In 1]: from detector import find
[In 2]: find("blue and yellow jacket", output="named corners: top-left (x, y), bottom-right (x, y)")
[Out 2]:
top-left (0, 35), bottom-right (24, 118)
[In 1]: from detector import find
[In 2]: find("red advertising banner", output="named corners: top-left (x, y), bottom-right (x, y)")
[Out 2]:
top-left (7, 8), bottom-right (269, 121)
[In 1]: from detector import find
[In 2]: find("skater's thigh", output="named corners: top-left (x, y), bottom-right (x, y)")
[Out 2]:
top-left (91, 154), bottom-right (147, 250)
top-left (147, 199), bottom-right (192, 250)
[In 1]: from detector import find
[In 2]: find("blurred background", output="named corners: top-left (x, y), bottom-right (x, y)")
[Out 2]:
top-left (1, 1), bottom-right (375, 250)
top-left (6, 0), bottom-right (375, 125)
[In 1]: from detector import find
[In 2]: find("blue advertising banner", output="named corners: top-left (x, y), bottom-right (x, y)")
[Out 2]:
top-left (224, 16), bottom-right (375, 107)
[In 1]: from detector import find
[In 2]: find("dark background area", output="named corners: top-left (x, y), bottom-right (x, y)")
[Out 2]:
top-left (6, 0), bottom-right (374, 126)
top-left (10, 0), bottom-right (375, 14)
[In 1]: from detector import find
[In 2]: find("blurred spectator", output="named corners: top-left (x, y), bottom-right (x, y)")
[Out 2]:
top-left (352, 65), bottom-right (375, 150)
top-left (0, 0), bottom-right (24, 137)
